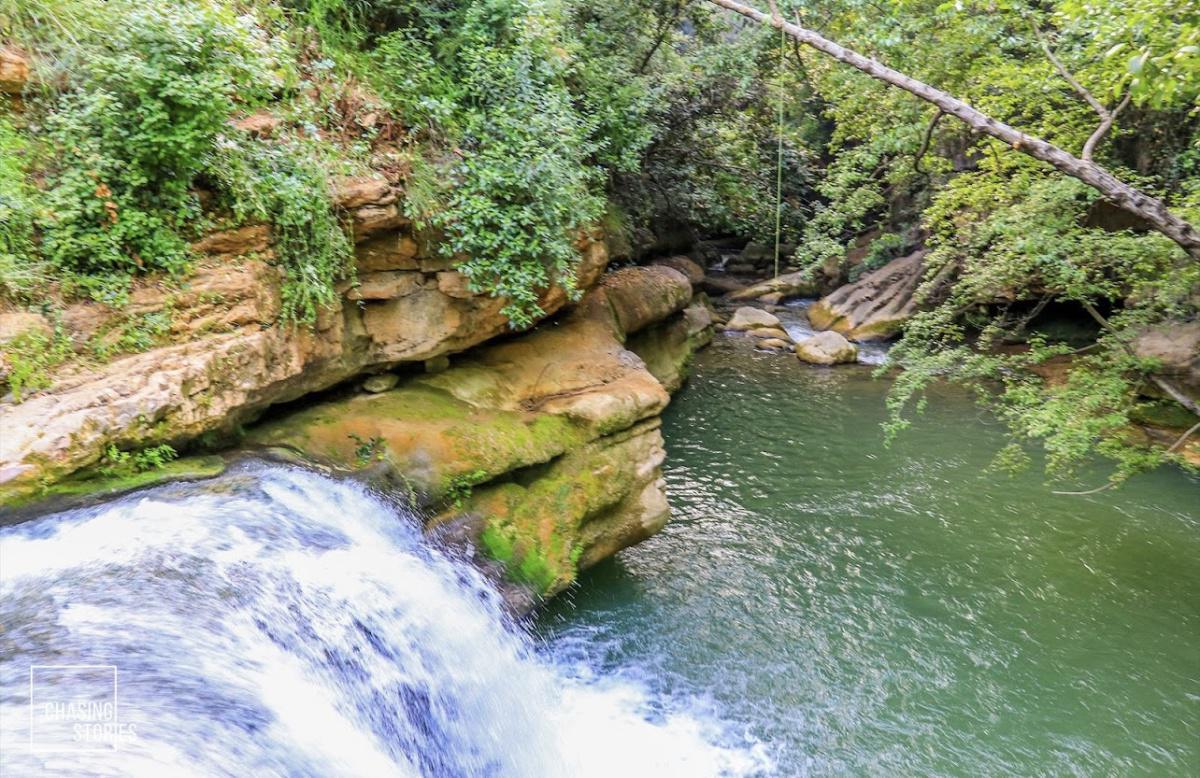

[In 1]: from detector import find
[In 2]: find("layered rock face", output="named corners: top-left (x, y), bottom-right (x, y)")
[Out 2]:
top-left (0, 177), bottom-right (609, 501)
top-left (808, 249), bottom-right (929, 341)
top-left (246, 266), bottom-right (709, 602)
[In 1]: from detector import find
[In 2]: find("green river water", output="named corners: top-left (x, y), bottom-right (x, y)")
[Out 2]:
top-left (538, 328), bottom-right (1200, 776)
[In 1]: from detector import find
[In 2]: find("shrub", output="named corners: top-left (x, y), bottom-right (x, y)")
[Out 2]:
top-left (210, 138), bottom-right (352, 323)
top-left (35, 3), bottom-right (274, 286)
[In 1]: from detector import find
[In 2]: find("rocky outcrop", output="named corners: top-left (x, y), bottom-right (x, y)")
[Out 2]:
top-left (0, 179), bottom-right (610, 502)
top-left (0, 47), bottom-right (29, 94)
top-left (1134, 321), bottom-right (1200, 410)
top-left (795, 331), bottom-right (858, 365)
top-left (729, 270), bottom-right (821, 302)
top-left (808, 250), bottom-right (928, 341)
top-left (244, 265), bottom-right (708, 601)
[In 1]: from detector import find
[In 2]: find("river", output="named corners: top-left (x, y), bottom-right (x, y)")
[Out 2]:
top-left (539, 330), bottom-right (1200, 775)
top-left (1, 327), bottom-right (1197, 776)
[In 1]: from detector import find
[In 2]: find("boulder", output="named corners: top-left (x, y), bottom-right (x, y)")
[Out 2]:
top-left (247, 264), bottom-right (709, 600)
top-left (808, 250), bottom-right (928, 341)
top-left (333, 176), bottom-right (396, 209)
top-left (355, 234), bottom-right (421, 272)
top-left (191, 224), bottom-right (271, 256)
top-left (795, 331), bottom-right (858, 365)
top-left (701, 276), bottom-right (748, 297)
top-left (581, 265), bottom-right (693, 338)
top-left (0, 47), bottom-right (29, 94)
top-left (346, 271), bottom-right (423, 301)
top-left (351, 204), bottom-right (408, 241)
top-left (1133, 321), bottom-right (1200, 409)
top-left (0, 311), bottom-right (52, 344)
top-left (726, 306), bottom-right (781, 331)
top-left (652, 255), bottom-right (705, 286)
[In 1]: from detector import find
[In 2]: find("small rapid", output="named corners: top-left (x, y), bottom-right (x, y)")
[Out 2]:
top-left (0, 464), bottom-right (767, 777)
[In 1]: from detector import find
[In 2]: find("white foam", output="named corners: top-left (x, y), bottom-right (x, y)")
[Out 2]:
top-left (1, 465), bottom-right (769, 776)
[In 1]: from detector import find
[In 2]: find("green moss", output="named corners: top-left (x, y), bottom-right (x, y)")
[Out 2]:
top-left (478, 519), bottom-right (566, 594)
top-left (1131, 400), bottom-right (1200, 430)
top-left (246, 383), bottom-right (587, 502)
top-left (0, 455), bottom-right (226, 516)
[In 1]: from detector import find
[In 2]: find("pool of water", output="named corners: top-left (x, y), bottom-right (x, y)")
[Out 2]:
top-left (537, 333), bottom-right (1200, 775)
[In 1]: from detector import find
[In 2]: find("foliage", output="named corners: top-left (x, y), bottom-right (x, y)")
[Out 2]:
top-left (1, 323), bottom-right (73, 401)
top-left (210, 138), bottom-right (352, 323)
top-left (751, 0), bottom-right (1200, 483)
top-left (34, 3), bottom-right (274, 286)
top-left (3, 0), bottom-right (347, 323)
top-left (0, 115), bottom-right (42, 301)
top-left (323, 0), bottom-right (614, 328)
top-left (445, 468), bottom-right (489, 509)
top-left (97, 443), bottom-right (179, 477)
top-left (348, 432), bottom-right (386, 465)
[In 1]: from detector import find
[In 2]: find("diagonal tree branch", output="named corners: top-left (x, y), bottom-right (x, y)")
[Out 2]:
top-left (704, 0), bottom-right (1200, 259)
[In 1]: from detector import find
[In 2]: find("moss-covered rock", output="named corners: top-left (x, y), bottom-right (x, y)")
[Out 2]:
top-left (243, 266), bottom-right (708, 601)
top-left (0, 454), bottom-right (226, 523)
top-left (246, 383), bottom-right (588, 504)
top-left (434, 419), bottom-right (668, 597)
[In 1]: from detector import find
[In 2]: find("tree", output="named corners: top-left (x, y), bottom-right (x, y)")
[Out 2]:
top-left (705, 0), bottom-right (1200, 259)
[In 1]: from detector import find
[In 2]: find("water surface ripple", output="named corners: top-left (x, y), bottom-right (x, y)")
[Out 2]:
top-left (539, 334), bottom-right (1200, 776)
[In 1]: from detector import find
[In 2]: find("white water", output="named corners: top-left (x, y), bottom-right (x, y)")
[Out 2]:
top-left (778, 300), bottom-right (890, 365)
top-left (0, 464), bottom-right (768, 777)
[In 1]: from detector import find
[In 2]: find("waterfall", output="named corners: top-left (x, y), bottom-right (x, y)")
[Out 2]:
top-left (0, 464), bottom-right (767, 777)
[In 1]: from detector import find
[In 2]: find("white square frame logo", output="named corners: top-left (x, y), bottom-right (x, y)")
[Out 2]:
top-left (29, 664), bottom-right (120, 753)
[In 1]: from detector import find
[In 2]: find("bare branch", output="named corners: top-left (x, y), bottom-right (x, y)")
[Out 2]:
top-left (1051, 481), bottom-right (1117, 496)
top-left (1080, 300), bottom-right (1200, 417)
top-left (1030, 19), bottom-right (1132, 162)
top-left (913, 108), bottom-right (945, 175)
top-left (1166, 420), bottom-right (1200, 455)
top-left (1081, 90), bottom-right (1132, 162)
top-left (1031, 21), bottom-right (1107, 119)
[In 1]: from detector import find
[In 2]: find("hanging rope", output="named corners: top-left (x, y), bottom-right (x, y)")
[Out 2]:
top-left (773, 22), bottom-right (785, 280)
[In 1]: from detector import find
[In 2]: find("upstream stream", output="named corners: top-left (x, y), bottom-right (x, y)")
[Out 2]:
top-left (2, 325), bottom-right (1198, 776)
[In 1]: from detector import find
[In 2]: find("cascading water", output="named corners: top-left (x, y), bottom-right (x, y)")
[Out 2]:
top-left (0, 463), bottom-right (767, 777)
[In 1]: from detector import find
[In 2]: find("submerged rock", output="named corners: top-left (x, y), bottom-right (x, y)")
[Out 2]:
top-left (808, 250), bottom-right (929, 341)
top-left (726, 306), bottom-right (781, 331)
top-left (795, 331), bottom-right (858, 365)
top-left (756, 338), bottom-right (791, 351)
